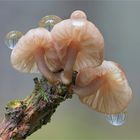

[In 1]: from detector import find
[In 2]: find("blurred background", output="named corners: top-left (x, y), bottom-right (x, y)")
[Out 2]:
top-left (0, 0), bottom-right (140, 139)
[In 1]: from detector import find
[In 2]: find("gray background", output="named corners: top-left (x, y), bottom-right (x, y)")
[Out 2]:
top-left (0, 0), bottom-right (139, 139)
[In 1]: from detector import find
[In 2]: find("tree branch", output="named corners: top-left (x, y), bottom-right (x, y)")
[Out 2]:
top-left (0, 76), bottom-right (74, 140)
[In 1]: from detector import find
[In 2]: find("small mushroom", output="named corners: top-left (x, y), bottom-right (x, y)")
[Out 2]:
top-left (51, 10), bottom-right (104, 84)
top-left (11, 27), bottom-right (62, 83)
top-left (73, 61), bottom-right (132, 114)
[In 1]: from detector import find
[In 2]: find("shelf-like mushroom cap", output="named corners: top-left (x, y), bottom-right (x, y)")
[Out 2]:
top-left (11, 27), bottom-right (61, 73)
top-left (51, 10), bottom-right (104, 71)
top-left (74, 61), bottom-right (132, 114)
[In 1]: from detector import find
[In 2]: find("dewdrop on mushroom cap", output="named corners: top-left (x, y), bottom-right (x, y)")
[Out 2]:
top-left (5, 31), bottom-right (23, 50)
top-left (38, 15), bottom-right (62, 31)
top-left (74, 61), bottom-right (132, 115)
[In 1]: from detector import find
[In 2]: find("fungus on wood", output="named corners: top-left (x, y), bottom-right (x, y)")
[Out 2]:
top-left (0, 10), bottom-right (132, 140)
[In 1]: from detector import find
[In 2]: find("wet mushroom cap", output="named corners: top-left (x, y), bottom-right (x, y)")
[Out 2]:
top-left (51, 10), bottom-right (104, 71)
top-left (11, 27), bottom-right (61, 73)
top-left (74, 61), bottom-right (132, 114)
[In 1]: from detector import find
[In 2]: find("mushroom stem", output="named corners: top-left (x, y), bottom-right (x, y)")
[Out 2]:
top-left (62, 42), bottom-right (79, 84)
top-left (73, 76), bottom-right (104, 98)
top-left (34, 49), bottom-right (59, 83)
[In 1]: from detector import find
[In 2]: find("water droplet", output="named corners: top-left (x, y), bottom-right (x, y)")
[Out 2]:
top-left (105, 111), bottom-right (126, 126)
top-left (5, 31), bottom-right (23, 49)
top-left (38, 15), bottom-right (62, 31)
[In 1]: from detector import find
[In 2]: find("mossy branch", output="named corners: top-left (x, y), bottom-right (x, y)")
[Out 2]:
top-left (0, 76), bottom-right (75, 140)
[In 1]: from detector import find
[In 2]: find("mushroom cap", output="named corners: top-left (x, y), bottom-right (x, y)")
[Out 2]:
top-left (11, 27), bottom-right (61, 73)
top-left (75, 61), bottom-right (132, 114)
top-left (51, 10), bottom-right (104, 71)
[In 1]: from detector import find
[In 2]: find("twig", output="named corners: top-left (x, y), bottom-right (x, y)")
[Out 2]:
top-left (0, 76), bottom-right (74, 140)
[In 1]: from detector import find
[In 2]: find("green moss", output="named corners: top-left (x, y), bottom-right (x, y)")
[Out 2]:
top-left (6, 100), bottom-right (21, 109)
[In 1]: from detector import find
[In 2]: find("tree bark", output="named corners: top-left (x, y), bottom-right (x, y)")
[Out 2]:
top-left (0, 76), bottom-right (74, 140)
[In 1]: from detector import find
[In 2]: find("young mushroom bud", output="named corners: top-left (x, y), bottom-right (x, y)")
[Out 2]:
top-left (11, 27), bottom-right (62, 83)
top-left (51, 10), bottom-right (104, 84)
top-left (73, 61), bottom-right (132, 115)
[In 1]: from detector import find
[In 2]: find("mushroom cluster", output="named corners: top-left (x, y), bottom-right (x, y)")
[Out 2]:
top-left (8, 10), bottom-right (132, 116)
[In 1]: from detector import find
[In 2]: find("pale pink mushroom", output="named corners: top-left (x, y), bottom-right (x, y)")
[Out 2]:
top-left (11, 27), bottom-right (62, 83)
top-left (73, 61), bottom-right (132, 114)
top-left (51, 10), bottom-right (104, 84)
